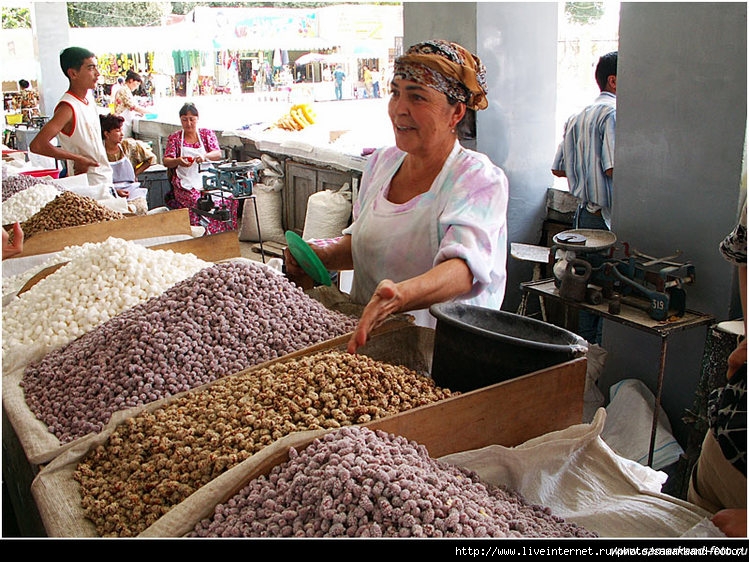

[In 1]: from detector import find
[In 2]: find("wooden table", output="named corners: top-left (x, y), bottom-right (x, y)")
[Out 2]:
top-left (521, 278), bottom-right (715, 466)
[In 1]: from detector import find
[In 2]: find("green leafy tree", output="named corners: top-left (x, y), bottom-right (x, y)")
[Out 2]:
top-left (67, 2), bottom-right (171, 27)
top-left (67, 2), bottom-right (349, 25)
top-left (564, 2), bottom-right (604, 26)
top-left (2, 6), bottom-right (31, 29)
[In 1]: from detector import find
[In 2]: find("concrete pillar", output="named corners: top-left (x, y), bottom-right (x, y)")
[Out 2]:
top-left (31, 2), bottom-right (70, 116)
top-left (403, 2), bottom-right (559, 312)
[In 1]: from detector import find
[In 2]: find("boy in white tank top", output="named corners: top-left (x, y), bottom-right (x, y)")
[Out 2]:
top-left (29, 46), bottom-right (114, 196)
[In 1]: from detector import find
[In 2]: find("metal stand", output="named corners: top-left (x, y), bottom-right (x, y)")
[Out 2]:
top-left (520, 278), bottom-right (714, 467)
top-left (512, 243), bottom-right (550, 321)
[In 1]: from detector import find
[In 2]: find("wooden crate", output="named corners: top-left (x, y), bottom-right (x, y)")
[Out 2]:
top-left (15, 208), bottom-right (193, 257)
top-left (30, 322), bottom-right (585, 537)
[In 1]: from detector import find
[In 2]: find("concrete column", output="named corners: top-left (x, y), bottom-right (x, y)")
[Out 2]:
top-left (403, 2), bottom-right (559, 312)
top-left (31, 2), bottom-right (70, 116)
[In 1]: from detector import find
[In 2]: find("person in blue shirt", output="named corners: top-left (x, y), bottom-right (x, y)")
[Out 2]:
top-left (552, 51), bottom-right (617, 231)
top-left (333, 65), bottom-right (346, 101)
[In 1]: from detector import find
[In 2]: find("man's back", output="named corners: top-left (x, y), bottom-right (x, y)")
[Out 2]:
top-left (554, 92), bottom-right (616, 207)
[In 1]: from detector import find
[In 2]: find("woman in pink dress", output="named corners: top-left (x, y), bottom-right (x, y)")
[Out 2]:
top-left (162, 103), bottom-right (238, 234)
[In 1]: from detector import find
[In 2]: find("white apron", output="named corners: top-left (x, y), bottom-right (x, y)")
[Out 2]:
top-left (175, 131), bottom-right (207, 190)
top-left (110, 146), bottom-right (147, 201)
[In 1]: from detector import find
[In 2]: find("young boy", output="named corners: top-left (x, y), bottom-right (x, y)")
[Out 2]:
top-left (29, 46), bottom-right (113, 192)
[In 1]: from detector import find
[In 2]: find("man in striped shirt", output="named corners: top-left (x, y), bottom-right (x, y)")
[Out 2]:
top-left (552, 51), bottom-right (617, 231)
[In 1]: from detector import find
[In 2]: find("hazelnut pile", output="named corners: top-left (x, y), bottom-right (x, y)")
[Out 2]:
top-left (20, 190), bottom-right (125, 239)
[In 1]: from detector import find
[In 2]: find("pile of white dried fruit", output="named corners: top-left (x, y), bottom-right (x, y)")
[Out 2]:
top-left (2, 182), bottom-right (63, 224)
top-left (2, 174), bottom-right (61, 201)
top-left (3, 237), bottom-right (210, 362)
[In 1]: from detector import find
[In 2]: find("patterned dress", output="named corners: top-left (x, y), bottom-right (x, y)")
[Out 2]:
top-left (713, 202), bottom-right (747, 477)
top-left (163, 128), bottom-right (238, 234)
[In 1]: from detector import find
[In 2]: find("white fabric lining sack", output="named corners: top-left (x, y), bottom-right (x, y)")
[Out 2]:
top-left (238, 181), bottom-right (286, 244)
top-left (440, 408), bottom-right (718, 538)
top-left (600, 378), bottom-right (685, 471)
top-left (302, 183), bottom-right (352, 241)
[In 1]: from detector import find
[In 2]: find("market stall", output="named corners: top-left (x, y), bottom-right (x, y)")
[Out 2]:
top-left (0, 154), bottom-right (723, 541)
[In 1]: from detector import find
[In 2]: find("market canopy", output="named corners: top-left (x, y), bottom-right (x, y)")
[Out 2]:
top-left (69, 24), bottom-right (338, 54)
top-left (295, 52), bottom-right (330, 65)
top-left (69, 24), bottom-right (209, 53)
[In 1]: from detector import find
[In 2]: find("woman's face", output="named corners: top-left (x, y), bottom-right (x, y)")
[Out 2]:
top-left (127, 79), bottom-right (140, 92)
top-left (180, 112), bottom-right (199, 134)
top-left (103, 125), bottom-right (124, 146)
top-left (387, 77), bottom-right (465, 158)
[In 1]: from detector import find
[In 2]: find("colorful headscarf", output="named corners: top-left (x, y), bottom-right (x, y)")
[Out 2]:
top-left (393, 40), bottom-right (488, 110)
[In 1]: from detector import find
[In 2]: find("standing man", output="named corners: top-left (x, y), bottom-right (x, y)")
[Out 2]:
top-left (552, 51), bottom-right (617, 231)
top-left (333, 65), bottom-right (346, 101)
top-left (551, 51), bottom-right (617, 345)
top-left (29, 46), bottom-right (113, 192)
top-left (372, 67), bottom-right (381, 98)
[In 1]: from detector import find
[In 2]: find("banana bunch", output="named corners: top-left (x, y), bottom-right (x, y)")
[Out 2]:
top-left (274, 103), bottom-right (317, 131)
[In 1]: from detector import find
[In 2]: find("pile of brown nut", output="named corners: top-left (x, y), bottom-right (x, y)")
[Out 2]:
top-left (20, 190), bottom-right (125, 238)
top-left (74, 350), bottom-right (454, 537)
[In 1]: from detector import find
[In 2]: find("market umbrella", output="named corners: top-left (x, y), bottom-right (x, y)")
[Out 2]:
top-left (295, 52), bottom-right (328, 65)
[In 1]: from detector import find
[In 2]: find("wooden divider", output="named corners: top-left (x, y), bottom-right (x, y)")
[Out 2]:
top-left (18, 209), bottom-right (193, 257)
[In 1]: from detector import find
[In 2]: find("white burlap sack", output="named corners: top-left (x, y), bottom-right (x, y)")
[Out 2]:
top-left (601, 378), bottom-right (685, 471)
top-left (302, 183), bottom-right (352, 241)
top-left (238, 181), bottom-right (286, 244)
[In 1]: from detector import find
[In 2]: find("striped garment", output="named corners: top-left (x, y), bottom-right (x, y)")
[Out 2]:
top-left (552, 91), bottom-right (616, 225)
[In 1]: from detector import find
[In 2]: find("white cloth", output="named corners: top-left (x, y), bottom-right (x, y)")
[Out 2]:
top-left (440, 408), bottom-right (717, 538)
top-left (56, 91), bottom-right (113, 191)
top-left (601, 378), bottom-right (685, 470)
top-left (344, 141), bottom-right (509, 326)
top-left (175, 130), bottom-right (207, 190)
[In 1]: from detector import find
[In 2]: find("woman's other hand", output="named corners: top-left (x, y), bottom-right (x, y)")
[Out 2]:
top-left (283, 246), bottom-right (314, 288)
top-left (347, 279), bottom-right (403, 354)
top-left (3, 222), bottom-right (24, 260)
top-left (178, 155), bottom-right (195, 167)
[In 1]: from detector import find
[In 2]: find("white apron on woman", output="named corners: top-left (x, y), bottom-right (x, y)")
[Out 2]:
top-left (110, 146), bottom-right (148, 201)
top-left (176, 131), bottom-right (208, 190)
